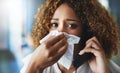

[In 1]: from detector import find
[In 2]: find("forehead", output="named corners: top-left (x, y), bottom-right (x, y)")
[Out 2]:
top-left (52, 3), bottom-right (79, 20)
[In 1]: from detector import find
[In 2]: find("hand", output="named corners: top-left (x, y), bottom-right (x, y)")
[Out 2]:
top-left (26, 33), bottom-right (68, 73)
top-left (79, 37), bottom-right (112, 73)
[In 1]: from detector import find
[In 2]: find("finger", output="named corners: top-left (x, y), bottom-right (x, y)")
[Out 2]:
top-left (86, 36), bottom-right (101, 47)
top-left (85, 40), bottom-right (100, 50)
top-left (79, 47), bottom-right (102, 57)
top-left (45, 33), bottom-right (65, 48)
top-left (79, 47), bottom-right (93, 55)
top-left (49, 37), bottom-right (67, 56)
top-left (54, 43), bottom-right (68, 60)
top-left (86, 37), bottom-right (102, 49)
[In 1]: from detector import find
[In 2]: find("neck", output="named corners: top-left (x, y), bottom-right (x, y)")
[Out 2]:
top-left (58, 63), bottom-right (76, 73)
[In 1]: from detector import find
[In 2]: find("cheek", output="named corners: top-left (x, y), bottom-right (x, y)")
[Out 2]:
top-left (68, 28), bottom-right (82, 37)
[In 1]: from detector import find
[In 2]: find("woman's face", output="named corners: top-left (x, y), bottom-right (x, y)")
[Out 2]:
top-left (49, 3), bottom-right (82, 37)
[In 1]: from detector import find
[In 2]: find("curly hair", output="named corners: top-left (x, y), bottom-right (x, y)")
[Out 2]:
top-left (31, 0), bottom-right (120, 58)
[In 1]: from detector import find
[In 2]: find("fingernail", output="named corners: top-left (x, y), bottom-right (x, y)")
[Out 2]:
top-left (79, 51), bottom-right (83, 55)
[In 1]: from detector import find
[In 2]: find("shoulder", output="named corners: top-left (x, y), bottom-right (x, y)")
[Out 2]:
top-left (109, 60), bottom-right (120, 73)
top-left (77, 62), bottom-right (92, 73)
top-left (20, 53), bottom-right (33, 73)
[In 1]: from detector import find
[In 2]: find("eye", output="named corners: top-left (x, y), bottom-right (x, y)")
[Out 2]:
top-left (66, 24), bottom-right (78, 29)
top-left (49, 23), bottom-right (58, 28)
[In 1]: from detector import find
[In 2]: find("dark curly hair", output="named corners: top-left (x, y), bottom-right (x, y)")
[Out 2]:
top-left (31, 0), bottom-right (120, 59)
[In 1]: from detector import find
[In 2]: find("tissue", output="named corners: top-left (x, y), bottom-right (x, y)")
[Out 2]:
top-left (40, 30), bottom-right (80, 69)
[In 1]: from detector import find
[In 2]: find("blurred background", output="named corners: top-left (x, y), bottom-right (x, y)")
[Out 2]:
top-left (0, 0), bottom-right (119, 73)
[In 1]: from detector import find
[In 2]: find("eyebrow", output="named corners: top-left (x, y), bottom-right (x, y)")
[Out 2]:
top-left (51, 18), bottom-right (58, 20)
top-left (66, 19), bottom-right (79, 22)
top-left (51, 18), bottom-right (79, 22)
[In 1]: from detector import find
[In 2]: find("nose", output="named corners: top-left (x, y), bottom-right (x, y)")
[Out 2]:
top-left (57, 23), bottom-right (66, 32)
top-left (57, 19), bottom-right (66, 32)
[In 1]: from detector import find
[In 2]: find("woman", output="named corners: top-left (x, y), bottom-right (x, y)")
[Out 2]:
top-left (21, 0), bottom-right (120, 73)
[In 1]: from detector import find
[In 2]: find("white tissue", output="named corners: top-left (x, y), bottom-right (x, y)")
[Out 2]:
top-left (40, 30), bottom-right (80, 70)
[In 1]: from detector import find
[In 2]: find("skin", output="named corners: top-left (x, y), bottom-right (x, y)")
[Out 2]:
top-left (26, 3), bottom-right (112, 73)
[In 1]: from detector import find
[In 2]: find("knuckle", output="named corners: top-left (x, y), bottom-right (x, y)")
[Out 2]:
top-left (42, 44), bottom-right (51, 56)
top-left (45, 49), bottom-right (51, 57)
top-left (91, 40), bottom-right (95, 43)
top-left (59, 38), bottom-right (67, 46)
top-left (59, 34), bottom-right (65, 39)
top-left (65, 43), bottom-right (68, 48)
top-left (62, 39), bottom-right (66, 44)
top-left (64, 44), bottom-right (68, 51)
top-left (61, 33), bottom-right (65, 36)
top-left (43, 42), bottom-right (50, 48)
